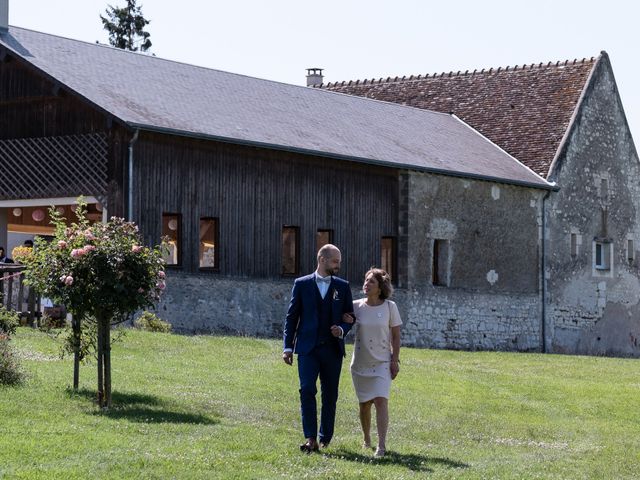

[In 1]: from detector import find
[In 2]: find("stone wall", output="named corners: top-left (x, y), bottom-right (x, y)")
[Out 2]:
top-left (546, 54), bottom-right (640, 357)
top-left (404, 172), bottom-right (544, 294)
top-left (156, 272), bottom-right (542, 352)
top-left (398, 287), bottom-right (541, 351)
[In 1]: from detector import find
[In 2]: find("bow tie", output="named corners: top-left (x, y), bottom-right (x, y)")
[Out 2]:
top-left (316, 276), bottom-right (331, 284)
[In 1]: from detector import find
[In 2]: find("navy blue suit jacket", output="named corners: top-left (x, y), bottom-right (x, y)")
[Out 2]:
top-left (283, 273), bottom-right (354, 356)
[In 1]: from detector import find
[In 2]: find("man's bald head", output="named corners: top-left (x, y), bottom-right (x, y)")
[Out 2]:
top-left (317, 244), bottom-right (342, 277)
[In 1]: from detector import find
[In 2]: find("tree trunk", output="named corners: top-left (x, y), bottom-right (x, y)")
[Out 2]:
top-left (103, 319), bottom-right (112, 409)
top-left (72, 315), bottom-right (81, 391)
top-left (97, 316), bottom-right (104, 408)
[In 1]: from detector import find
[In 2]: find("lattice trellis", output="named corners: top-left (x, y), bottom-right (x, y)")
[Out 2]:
top-left (0, 133), bottom-right (108, 199)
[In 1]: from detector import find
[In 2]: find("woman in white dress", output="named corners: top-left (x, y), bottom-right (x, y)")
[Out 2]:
top-left (345, 268), bottom-right (402, 457)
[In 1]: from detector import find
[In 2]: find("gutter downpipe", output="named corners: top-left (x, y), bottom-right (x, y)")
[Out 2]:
top-left (128, 129), bottom-right (139, 222)
top-left (541, 188), bottom-right (552, 353)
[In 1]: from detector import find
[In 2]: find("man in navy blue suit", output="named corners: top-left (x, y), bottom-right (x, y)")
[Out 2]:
top-left (283, 244), bottom-right (354, 453)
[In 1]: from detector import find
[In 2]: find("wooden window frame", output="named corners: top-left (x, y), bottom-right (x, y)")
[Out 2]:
top-left (316, 229), bottom-right (333, 253)
top-left (162, 212), bottom-right (182, 268)
top-left (282, 225), bottom-right (300, 277)
top-left (381, 236), bottom-right (396, 282)
top-left (199, 217), bottom-right (219, 272)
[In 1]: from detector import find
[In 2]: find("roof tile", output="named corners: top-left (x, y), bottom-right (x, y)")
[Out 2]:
top-left (323, 59), bottom-right (596, 177)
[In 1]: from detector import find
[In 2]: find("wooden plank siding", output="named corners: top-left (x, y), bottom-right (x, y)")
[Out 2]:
top-left (0, 56), bottom-right (109, 140)
top-left (133, 132), bottom-right (399, 281)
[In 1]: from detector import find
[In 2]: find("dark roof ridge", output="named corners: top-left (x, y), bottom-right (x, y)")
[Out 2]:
top-left (320, 55), bottom-right (600, 88)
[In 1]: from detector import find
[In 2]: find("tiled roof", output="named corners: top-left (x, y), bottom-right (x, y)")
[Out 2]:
top-left (0, 27), bottom-right (551, 189)
top-left (322, 58), bottom-right (598, 178)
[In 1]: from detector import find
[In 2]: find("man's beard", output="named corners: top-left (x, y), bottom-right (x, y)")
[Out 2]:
top-left (325, 266), bottom-right (339, 276)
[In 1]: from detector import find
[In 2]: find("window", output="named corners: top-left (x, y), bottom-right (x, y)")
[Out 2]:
top-left (570, 233), bottom-right (577, 257)
top-left (199, 217), bottom-right (218, 270)
top-left (600, 178), bottom-right (609, 200)
top-left (432, 239), bottom-right (450, 286)
top-left (595, 241), bottom-right (611, 270)
top-left (381, 237), bottom-right (395, 280)
top-left (316, 229), bottom-right (333, 253)
top-left (282, 226), bottom-right (299, 276)
top-left (628, 239), bottom-right (635, 263)
top-left (162, 213), bottom-right (181, 266)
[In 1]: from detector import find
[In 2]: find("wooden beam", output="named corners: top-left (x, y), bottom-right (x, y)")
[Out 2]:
top-left (0, 95), bottom-right (61, 106)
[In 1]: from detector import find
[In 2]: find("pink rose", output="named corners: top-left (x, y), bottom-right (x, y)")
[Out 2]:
top-left (64, 275), bottom-right (74, 286)
top-left (58, 240), bottom-right (67, 249)
top-left (70, 249), bottom-right (82, 258)
top-left (137, 287), bottom-right (145, 294)
top-left (132, 245), bottom-right (143, 253)
top-left (83, 245), bottom-right (96, 253)
top-left (156, 281), bottom-right (166, 290)
top-left (84, 232), bottom-right (96, 241)
top-left (157, 270), bottom-right (166, 279)
top-left (59, 275), bottom-right (67, 283)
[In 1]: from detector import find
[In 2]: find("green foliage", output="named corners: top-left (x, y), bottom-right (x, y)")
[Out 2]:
top-left (100, 0), bottom-right (152, 52)
top-left (0, 305), bottom-right (19, 336)
top-left (21, 198), bottom-right (166, 326)
top-left (134, 311), bottom-right (172, 333)
top-left (0, 334), bottom-right (25, 385)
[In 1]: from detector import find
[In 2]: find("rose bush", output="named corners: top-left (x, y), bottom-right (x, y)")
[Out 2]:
top-left (21, 198), bottom-right (166, 407)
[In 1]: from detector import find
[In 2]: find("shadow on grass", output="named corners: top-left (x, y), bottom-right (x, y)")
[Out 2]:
top-left (100, 406), bottom-right (218, 425)
top-left (325, 448), bottom-right (469, 473)
top-left (67, 388), bottom-right (161, 405)
top-left (67, 388), bottom-right (219, 425)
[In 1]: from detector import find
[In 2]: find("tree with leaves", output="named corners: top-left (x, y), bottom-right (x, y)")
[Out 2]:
top-left (21, 199), bottom-right (166, 408)
top-left (100, 0), bottom-right (152, 52)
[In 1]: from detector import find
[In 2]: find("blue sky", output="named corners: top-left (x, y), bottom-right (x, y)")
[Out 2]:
top-left (10, 0), bottom-right (640, 146)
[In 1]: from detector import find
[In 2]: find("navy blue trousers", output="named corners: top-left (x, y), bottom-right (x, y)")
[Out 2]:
top-left (297, 343), bottom-right (343, 443)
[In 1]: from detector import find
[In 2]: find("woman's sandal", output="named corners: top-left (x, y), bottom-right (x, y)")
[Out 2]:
top-left (374, 447), bottom-right (386, 458)
top-left (299, 440), bottom-right (319, 454)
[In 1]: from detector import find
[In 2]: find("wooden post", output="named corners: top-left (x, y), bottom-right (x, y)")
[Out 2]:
top-left (6, 275), bottom-right (13, 310)
top-left (0, 270), bottom-right (4, 307)
top-left (72, 314), bottom-right (81, 391)
top-left (103, 319), bottom-right (112, 409)
top-left (17, 274), bottom-right (24, 318)
top-left (97, 317), bottom-right (104, 408)
top-left (27, 287), bottom-right (35, 327)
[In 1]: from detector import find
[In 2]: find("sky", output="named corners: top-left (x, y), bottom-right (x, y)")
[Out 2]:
top-left (9, 0), bottom-right (640, 145)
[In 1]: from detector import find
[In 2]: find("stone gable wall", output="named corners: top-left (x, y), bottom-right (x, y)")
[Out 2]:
top-left (546, 56), bottom-right (640, 356)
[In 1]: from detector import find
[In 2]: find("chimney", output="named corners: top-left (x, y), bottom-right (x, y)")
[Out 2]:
top-left (0, 0), bottom-right (8, 34)
top-left (306, 68), bottom-right (324, 87)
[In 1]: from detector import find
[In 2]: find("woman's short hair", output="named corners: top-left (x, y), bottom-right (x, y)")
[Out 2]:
top-left (365, 267), bottom-right (394, 300)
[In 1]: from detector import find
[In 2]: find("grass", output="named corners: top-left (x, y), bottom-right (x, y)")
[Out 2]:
top-left (1, 327), bottom-right (639, 479)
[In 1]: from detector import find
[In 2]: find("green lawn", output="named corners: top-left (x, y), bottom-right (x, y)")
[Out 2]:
top-left (1, 327), bottom-right (639, 479)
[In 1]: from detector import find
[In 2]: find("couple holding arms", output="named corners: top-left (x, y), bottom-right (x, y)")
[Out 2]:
top-left (282, 244), bottom-right (402, 457)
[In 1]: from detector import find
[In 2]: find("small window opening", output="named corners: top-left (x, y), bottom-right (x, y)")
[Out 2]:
top-left (432, 239), bottom-right (450, 286)
top-left (162, 213), bottom-right (181, 266)
top-left (381, 237), bottom-right (395, 280)
top-left (316, 229), bottom-right (333, 253)
top-left (595, 241), bottom-right (611, 270)
top-left (282, 226), bottom-right (300, 276)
